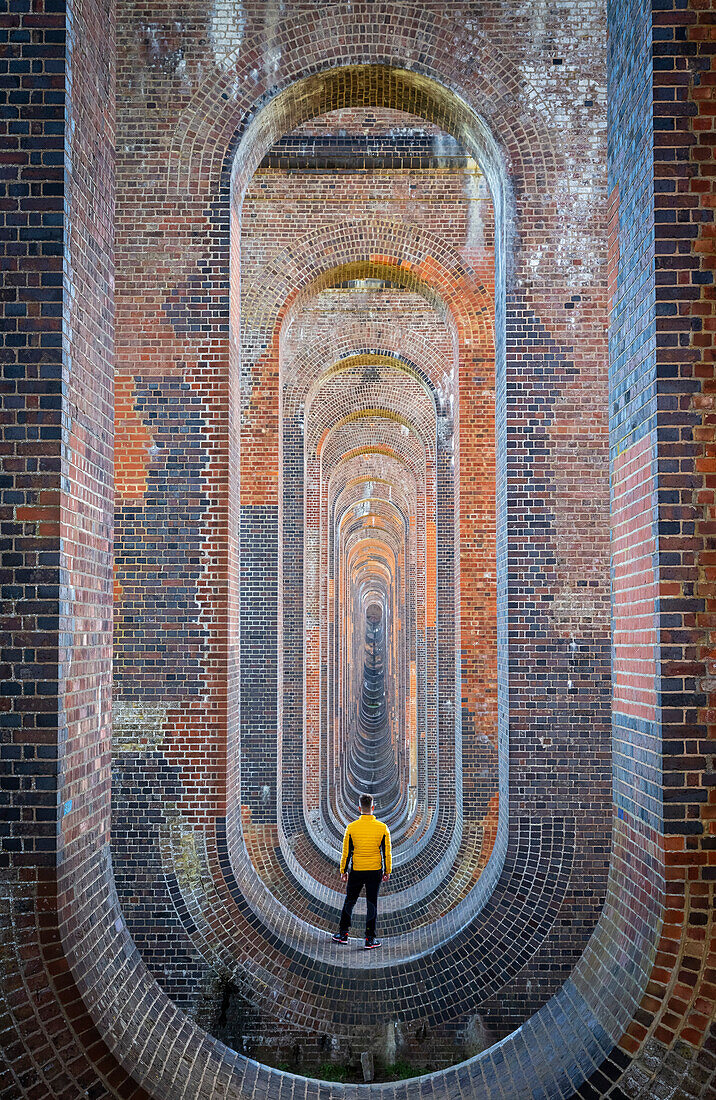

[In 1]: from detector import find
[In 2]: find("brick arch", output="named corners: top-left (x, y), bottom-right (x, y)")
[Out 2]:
top-left (304, 353), bottom-right (444, 418)
top-left (94, 2), bottom-right (615, 1091)
top-left (286, 344), bottom-right (454, 410)
top-left (204, 204), bottom-right (501, 946)
top-left (310, 400), bottom-right (435, 854)
top-left (320, 431), bottom-right (498, 913)
top-left (236, 221), bottom-right (496, 912)
top-left (326, 436), bottom-right (428, 822)
top-left (284, 345), bottom-right (448, 844)
top-left (276, 410), bottom-right (456, 902)
top-left (11, 0), bottom-right (714, 1093)
top-left (86, 12), bottom-right (611, 1086)
top-left (167, 7), bottom-right (561, 205)
top-left (112, 744), bottom-right (577, 1046)
top-left (314, 451), bottom-right (420, 844)
top-left (245, 238), bottom-right (493, 340)
top-left (337, 500), bottom-right (408, 825)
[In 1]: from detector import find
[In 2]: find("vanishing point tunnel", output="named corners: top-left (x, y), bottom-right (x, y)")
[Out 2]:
top-left (0, 2), bottom-right (714, 1099)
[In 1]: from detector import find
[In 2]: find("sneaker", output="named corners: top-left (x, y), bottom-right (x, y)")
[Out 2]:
top-left (364, 938), bottom-right (382, 949)
top-left (332, 932), bottom-right (348, 944)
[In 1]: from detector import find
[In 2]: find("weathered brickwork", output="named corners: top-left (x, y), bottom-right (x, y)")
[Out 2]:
top-left (0, 0), bottom-right (149, 1093)
top-left (596, 0), bottom-right (716, 1095)
top-left (1, 1), bottom-right (714, 1098)
top-left (238, 119), bottom-right (496, 849)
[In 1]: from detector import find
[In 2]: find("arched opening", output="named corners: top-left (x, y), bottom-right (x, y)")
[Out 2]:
top-left (106, 19), bottom-right (616, 1089)
top-left (229, 69), bottom-right (506, 940)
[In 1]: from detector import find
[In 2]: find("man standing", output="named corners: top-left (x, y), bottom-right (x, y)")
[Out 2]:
top-left (332, 793), bottom-right (392, 949)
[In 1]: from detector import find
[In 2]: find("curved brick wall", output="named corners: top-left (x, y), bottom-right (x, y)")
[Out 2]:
top-left (1, 2), bottom-right (714, 1099)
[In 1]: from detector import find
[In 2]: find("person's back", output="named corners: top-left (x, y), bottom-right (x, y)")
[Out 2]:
top-left (341, 812), bottom-right (391, 873)
top-left (333, 794), bottom-right (391, 948)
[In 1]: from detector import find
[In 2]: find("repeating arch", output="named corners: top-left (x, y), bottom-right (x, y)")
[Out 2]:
top-left (54, 6), bottom-right (628, 1098)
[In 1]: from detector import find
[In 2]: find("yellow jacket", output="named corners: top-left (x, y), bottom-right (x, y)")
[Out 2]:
top-left (340, 814), bottom-right (392, 874)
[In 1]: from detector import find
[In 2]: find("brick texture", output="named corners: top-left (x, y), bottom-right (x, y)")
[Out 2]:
top-left (0, 1), bottom-right (713, 1099)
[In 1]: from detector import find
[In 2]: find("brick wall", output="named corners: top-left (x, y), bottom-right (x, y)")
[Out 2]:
top-left (109, 0), bottom-right (612, 1056)
top-left (0, 0), bottom-right (148, 1093)
top-left (0, 1), bottom-right (713, 1098)
top-left (576, 0), bottom-right (715, 1093)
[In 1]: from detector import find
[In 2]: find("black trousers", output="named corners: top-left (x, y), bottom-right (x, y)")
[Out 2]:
top-left (339, 869), bottom-right (383, 938)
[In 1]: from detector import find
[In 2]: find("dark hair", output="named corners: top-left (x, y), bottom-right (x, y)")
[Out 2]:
top-left (359, 793), bottom-right (373, 811)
